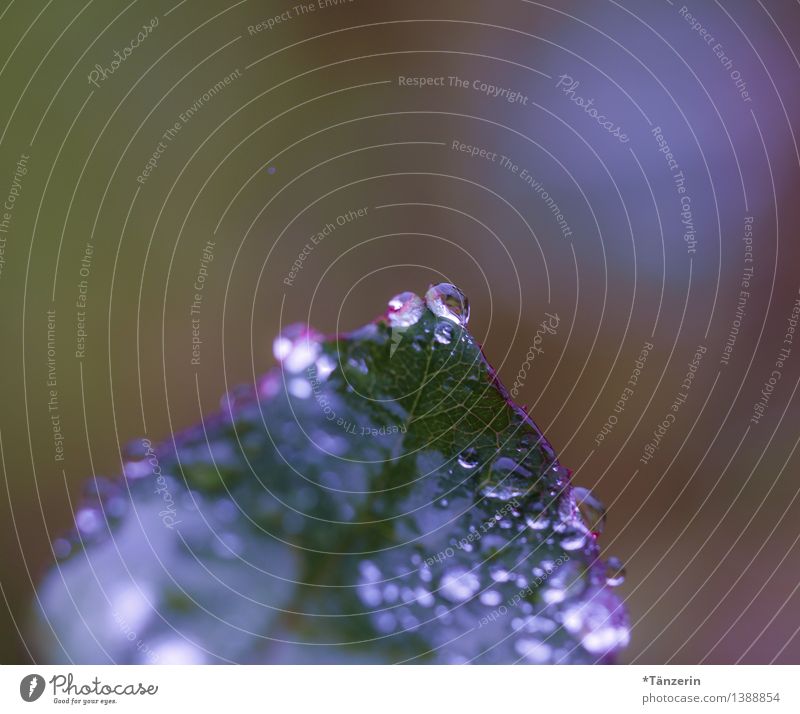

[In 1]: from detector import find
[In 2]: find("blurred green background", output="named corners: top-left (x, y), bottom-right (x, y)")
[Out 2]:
top-left (2, 0), bottom-right (800, 664)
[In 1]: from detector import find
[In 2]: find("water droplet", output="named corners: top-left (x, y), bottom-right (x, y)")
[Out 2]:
top-left (479, 456), bottom-right (534, 501)
top-left (480, 590), bottom-right (503, 606)
top-left (439, 568), bottom-right (480, 602)
top-left (541, 560), bottom-right (585, 604)
top-left (433, 321), bottom-right (454, 345)
top-left (111, 586), bottom-right (152, 636)
top-left (347, 356), bottom-right (368, 374)
top-left (149, 638), bottom-right (207, 664)
top-left (414, 587), bottom-right (435, 607)
top-left (52, 538), bottom-right (71, 560)
top-left (360, 560), bottom-right (381, 580)
top-left (123, 458), bottom-right (151, 481)
top-left (490, 566), bottom-right (512, 583)
top-left (357, 560), bottom-right (384, 607)
top-left (75, 507), bottom-right (103, 536)
top-left (375, 612), bottom-right (397, 633)
top-left (559, 530), bottom-right (587, 551)
top-left (457, 448), bottom-right (479, 469)
top-left (387, 291), bottom-right (424, 328)
top-left (288, 377), bottom-right (312, 399)
top-left (273, 324), bottom-right (321, 373)
top-left (257, 373), bottom-right (281, 399)
top-left (314, 353), bottom-right (336, 381)
top-left (562, 588), bottom-right (629, 655)
top-left (515, 638), bottom-right (552, 663)
top-left (573, 486), bottom-right (607, 536)
top-left (605, 556), bottom-right (626, 587)
top-left (425, 283), bottom-right (470, 326)
top-left (382, 583), bottom-right (400, 603)
top-left (525, 504), bottom-right (551, 531)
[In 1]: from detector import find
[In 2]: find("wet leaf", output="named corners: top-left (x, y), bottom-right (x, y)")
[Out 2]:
top-left (32, 284), bottom-right (628, 664)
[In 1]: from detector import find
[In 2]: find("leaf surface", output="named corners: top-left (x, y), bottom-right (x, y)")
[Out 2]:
top-left (33, 285), bottom-right (628, 664)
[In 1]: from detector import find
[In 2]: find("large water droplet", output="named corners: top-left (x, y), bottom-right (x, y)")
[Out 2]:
top-left (604, 556), bottom-right (626, 587)
top-left (573, 486), bottom-right (607, 536)
top-left (387, 291), bottom-right (424, 328)
top-left (479, 456), bottom-right (534, 501)
top-left (457, 448), bottom-right (479, 469)
top-left (273, 324), bottom-right (321, 373)
top-left (425, 283), bottom-right (470, 326)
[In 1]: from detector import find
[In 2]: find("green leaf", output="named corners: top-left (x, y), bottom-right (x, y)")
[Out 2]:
top-left (32, 284), bottom-right (628, 664)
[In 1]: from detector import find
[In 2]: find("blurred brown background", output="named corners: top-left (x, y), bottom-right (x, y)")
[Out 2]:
top-left (2, 0), bottom-right (800, 664)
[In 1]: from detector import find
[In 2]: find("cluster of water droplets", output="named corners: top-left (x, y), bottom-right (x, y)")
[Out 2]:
top-left (271, 323), bottom-right (339, 400)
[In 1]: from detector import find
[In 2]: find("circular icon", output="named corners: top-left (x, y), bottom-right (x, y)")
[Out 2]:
top-left (20, 674), bottom-right (45, 703)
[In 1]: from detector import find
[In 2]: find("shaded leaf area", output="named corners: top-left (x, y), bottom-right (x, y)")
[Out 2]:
top-left (33, 286), bottom-right (628, 664)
